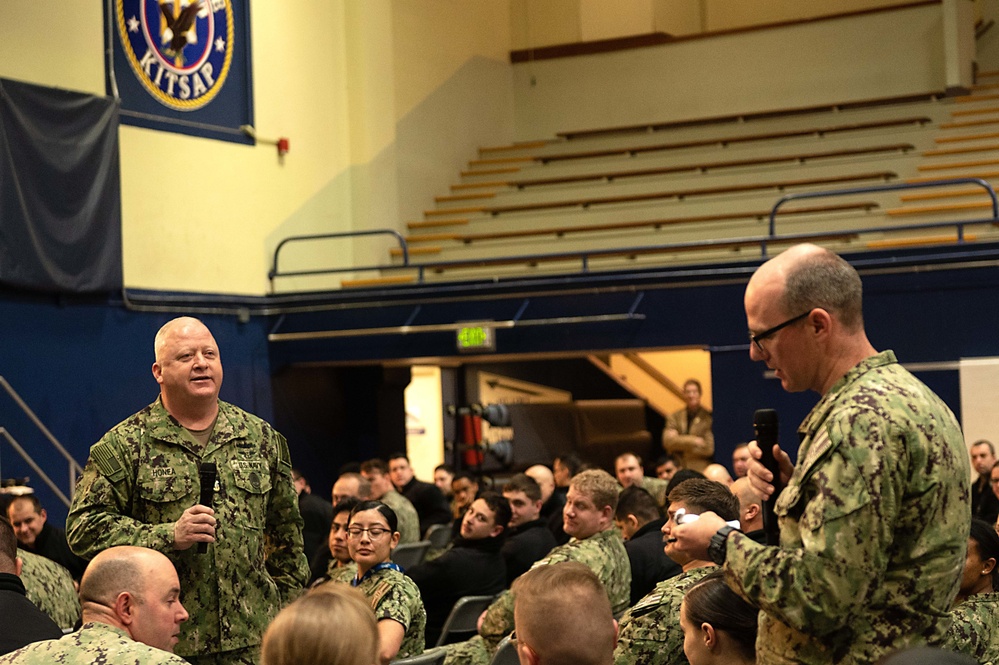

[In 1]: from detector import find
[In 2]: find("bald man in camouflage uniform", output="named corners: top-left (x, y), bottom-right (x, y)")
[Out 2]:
top-left (614, 479), bottom-right (739, 665)
top-left (67, 318), bottom-right (308, 665)
top-left (19, 549), bottom-right (80, 631)
top-left (1, 546), bottom-right (189, 665)
top-left (444, 469), bottom-right (630, 665)
top-left (672, 245), bottom-right (971, 665)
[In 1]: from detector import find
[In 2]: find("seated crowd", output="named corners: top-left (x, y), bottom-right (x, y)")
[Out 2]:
top-left (2, 445), bottom-right (997, 665)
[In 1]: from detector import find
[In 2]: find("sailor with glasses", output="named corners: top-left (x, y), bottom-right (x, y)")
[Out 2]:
top-left (346, 500), bottom-right (426, 664)
top-left (670, 243), bottom-right (970, 665)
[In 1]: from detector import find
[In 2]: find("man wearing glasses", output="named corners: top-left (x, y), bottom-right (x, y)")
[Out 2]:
top-left (672, 243), bottom-right (971, 665)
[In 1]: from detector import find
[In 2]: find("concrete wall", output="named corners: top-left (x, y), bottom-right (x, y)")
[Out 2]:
top-left (512, 2), bottom-right (952, 138)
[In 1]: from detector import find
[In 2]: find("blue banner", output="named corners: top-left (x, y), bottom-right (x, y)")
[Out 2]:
top-left (105, 0), bottom-right (254, 144)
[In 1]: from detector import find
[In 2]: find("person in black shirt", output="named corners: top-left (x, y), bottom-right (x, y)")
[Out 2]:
top-left (970, 441), bottom-right (999, 524)
top-left (0, 517), bottom-right (62, 655)
top-left (614, 485), bottom-right (680, 605)
top-left (6, 495), bottom-right (87, 581)
top-left (408, 492), bottom-right (510, 646)
top-left (501, 474), bottom-right (556, 585)
top-left (388, 454), bottom-right (452, 537)
top-left (292, 469), bottom-right (334, 566)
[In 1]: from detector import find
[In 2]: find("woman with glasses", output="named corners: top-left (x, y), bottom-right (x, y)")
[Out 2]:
top-left (346, 500), bottom-right (426, 664)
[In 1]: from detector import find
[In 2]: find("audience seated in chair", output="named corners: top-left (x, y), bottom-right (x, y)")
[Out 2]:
top-left (409, 493), bottom-right (510, 647)
top-left (346, 501), bottom-right (426, 664)
top-left (614, 486), bottom-right (680, 606)
top-left (310, 498), bottom-right (360, 588)
top-left (0, 516), bottom-right (61, 656)
top-left (512, 561), bottom-right (617, 665)
top-left (501, 474), bottom-right (557, 585)
top-left (613, 479), bottom-right (739, 665)
top-left (262, 584), bottom-right (378, 665)
top-left (442, 469), bottom-right (630, 665)
top-left (389, 454), bottom-right (453, 537)
top-left (679, 571), bottom-right (758, 665)
top-left (942, 518), bottom-right (999, 664)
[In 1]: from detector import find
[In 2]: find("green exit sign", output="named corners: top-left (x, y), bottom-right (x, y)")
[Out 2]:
top-left (456, 324), bottom-right (495, 352)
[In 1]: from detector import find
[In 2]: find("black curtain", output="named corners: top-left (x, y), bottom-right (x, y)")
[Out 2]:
top-left (0, 77), bottom-right (122, 292)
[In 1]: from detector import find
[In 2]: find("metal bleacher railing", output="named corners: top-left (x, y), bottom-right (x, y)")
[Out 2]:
top-left (268, 178), bottom-right (999, 292)
top-left (0, 376), bottom-right (83, 508)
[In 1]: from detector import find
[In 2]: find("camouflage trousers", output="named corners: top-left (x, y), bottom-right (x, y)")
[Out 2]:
top-left (184, 646), bottom-right (259, 665)
top-left (442, 635), bottom-right (492, 665)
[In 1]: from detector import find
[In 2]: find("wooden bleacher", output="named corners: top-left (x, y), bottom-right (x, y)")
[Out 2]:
top-left (362, 90), bottom-right (999, 285)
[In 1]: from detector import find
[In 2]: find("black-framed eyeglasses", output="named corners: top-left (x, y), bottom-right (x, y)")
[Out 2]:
top-left (749, 311), bottom-right (811, 352)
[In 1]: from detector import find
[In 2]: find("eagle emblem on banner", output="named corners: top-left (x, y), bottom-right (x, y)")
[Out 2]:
top-left (114, 0), bottom-right (233, 111)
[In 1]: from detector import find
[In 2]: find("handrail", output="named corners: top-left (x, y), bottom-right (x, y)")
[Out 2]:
top-left (267, 178), bottom-right (999, 289)
top-left (269, 229), bottom-right (410, 291)
top-left (0, 428), bottom-right (73, 508)
top-left (0, 376), bottom-right (84, 508)
top-left (769, 178), bottom-right (999, 236)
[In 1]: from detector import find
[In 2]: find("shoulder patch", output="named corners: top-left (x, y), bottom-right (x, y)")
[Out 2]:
top-left (91, 441), bottom-right (127, 483)
top-left (630, 591), bottom-right (666, 617)
top-left (369, 579), bottom-right (393, 609)
top-left (277, 435), bottom-right (292, 471)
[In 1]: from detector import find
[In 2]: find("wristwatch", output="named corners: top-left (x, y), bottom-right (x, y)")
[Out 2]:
top-left (708, 525), bottom-right (739, 565)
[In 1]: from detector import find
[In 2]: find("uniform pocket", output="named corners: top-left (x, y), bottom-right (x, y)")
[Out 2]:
top-left (135, 462), bottom-right (196, 524)
top-left (229, 459), bottom-right (272, 529)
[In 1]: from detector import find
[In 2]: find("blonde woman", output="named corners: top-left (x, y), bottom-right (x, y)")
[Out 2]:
top-left (261, 585), bottom-right (377, 665)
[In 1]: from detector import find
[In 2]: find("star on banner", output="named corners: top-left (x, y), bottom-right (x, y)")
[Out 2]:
top-left (215, 36), bottom-right (225, 52)
top-left (127, 16), bottom-right (140, 32)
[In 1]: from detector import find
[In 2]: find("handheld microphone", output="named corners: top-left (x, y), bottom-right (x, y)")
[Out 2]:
top-left (197, 461), bottom-right (217, 554)
top-left (753, 409), bottom-right (783, 546)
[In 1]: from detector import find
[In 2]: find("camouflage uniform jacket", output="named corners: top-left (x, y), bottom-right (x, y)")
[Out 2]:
top-left (65, 398), bottom-right (309, 657)
top-left (482, 526), bottom-right (631, 648)
top-left (0, 621), bottom-right (188, 664)
top-left (443, 527), bottom-right (631, 665)
top-left (635, 476), bottom-right (669, 509)
top-left (18, 549), bottom-right (81, 631)
top-left (613, 565), bottom-right (715, 665)
top-left (943, 591), bottom-right (999, 664)
top-left (724, 351), bottom-right (971, 665)
top-left (323, 560), bottom-right (358, 586)
top-left (381, 490), bottom-right (421, 544)
top-left (357, 566), bottom-right (426, 660)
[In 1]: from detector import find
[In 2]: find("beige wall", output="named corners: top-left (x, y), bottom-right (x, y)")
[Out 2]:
top-left (510, 0), bottom-right (940, 45)
top-left (512, 2), bottom-right (952, 138)
top-left (0, 1), bottom-right (515, 295)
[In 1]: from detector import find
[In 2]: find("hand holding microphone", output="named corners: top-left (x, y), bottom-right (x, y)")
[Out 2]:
top-left (753, 409), bottom-right (790, 546)
top-left (172, 462), bottom-right (218, 552)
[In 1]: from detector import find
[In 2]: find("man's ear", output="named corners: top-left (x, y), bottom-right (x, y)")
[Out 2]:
top-left (626, 514), bottom-right (641, 532)
top-left (517, 641), bottom-right (540, 665)
top-left (489, 524), bottom-right (505, 538)
top-left (115, 592), bottom-right (136, 626)
top-left (983, 556), bottom-right (997, 577)
top-left (14, 557), bottom-right (22, 577)
top-left (152, 362), bottom-right (163, 384)
top-left (745, 503), bottom-right (760, 522)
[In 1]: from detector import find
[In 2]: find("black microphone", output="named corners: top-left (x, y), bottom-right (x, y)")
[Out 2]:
top-left (197, 462), bottom-right (217, 554)
top-left (753, 409), bottom-right (783, 546)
